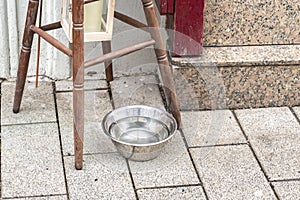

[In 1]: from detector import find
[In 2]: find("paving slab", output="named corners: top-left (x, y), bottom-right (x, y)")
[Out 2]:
top-left (16, 195), bottom-right (68, 200)
top-left (181, 110), bottom-right (246, 147)
top-left (56, 91), bottom-right (115, 155)
top-left (55, 80), bottom-right (108, 92)
top-left (111, 75), bottom-right (165, 110)
top-left (190, 145), bottom-right (276, 199)
top-left (64, 153), bottom-right (135, 199)
top-left (137, 186), bottom-right (206, 200)
top-left (293, 106), bottom-right (300, 119)
top-left (235, 107), bottom-right (300, 180)
top-left (129, 132), bottom-right (199, 188)
top-left (26, 76), bottom-right (53, 83)
top-left (1, 81), bottom-right (56, 125)
top-left (1, 123), bottom-right (66, 198)
top-left (272, 180), bottom-right (300, 199)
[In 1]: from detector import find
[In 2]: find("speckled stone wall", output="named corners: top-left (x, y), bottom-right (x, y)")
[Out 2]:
top-left (203, 0), bottom-right (300, 46)
top-left (172, 45), bottom-right (300, 110)
top-left (173, 65), bottom-right (300, 110)
top-left (172, 1), bottom-right (300, 109)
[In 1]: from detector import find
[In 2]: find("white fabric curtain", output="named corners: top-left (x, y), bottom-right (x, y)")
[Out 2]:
top-left (0, 0), bottom-right (70, 79)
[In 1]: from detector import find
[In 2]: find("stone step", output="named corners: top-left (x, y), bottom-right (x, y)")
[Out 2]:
top-left (172, 45), bottom-right (300, 110)
top-left (203, 0), bottom-right (300, 46)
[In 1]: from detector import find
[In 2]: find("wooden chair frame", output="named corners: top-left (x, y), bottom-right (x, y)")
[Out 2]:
top-left (13, 0), bottom-right (181, 169)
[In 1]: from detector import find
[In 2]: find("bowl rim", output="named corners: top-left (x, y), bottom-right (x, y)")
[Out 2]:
top-left (101, 105), bottom-right (177, 147)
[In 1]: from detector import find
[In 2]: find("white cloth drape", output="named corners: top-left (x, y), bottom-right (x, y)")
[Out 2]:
top-left (0, 0), bottom-right (70, 79)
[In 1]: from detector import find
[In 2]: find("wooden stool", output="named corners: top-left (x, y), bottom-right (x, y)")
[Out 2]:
top-left (13, 0), bottom-right (181, 170)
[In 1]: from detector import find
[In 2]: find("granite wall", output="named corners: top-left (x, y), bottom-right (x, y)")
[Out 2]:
top-left (174, 65), bottom-right (300, 110)
top-left (203, 0), bottom-right (300, 46)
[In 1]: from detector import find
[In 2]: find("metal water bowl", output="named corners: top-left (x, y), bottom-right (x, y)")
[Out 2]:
top-left (102, 105), bottom-right (177, 161)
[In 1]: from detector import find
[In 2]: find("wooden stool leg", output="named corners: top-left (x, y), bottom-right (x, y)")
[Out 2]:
top-left (72, 0), bottom-right (84, 170)
top-left (13, 0), bottom-right (40, 113)
top-left (102, 41), bottom-right (113, 81)
top-left (141, 0), bottom-right (182, 128)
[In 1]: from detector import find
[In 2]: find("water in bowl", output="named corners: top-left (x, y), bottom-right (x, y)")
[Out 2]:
top-left (109, 116), bottom-right (170, 145)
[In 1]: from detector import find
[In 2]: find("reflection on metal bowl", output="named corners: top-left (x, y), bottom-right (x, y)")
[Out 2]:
top-left (102, 105), bottom-right (177, 161)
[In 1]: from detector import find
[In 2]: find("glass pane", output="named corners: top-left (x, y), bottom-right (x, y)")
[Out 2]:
top-left (67, 0), bottom-right (72, 24)
top-left (84, 0), bottom-right (108, 33)
top-left (62, 0), bottom-right (71, 22)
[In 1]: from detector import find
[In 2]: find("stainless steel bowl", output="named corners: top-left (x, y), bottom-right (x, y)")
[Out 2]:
top-left (102, 105), bottom-right (177, 161)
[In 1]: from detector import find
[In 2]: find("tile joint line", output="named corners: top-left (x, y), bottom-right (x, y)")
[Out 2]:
top-left (52, 82), bottom-right (71, 200)
top-left (231, 110), bottom-right (281, 199)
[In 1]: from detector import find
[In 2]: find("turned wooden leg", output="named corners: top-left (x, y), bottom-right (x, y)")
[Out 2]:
top-left (102, 41), bottom-right (113, 81)
top-left (141, 0), bottom-right (182, 128)
top-left (72, 0), bottom-right (84, 170)
top-left (13, 0), bottom-right (40, 113)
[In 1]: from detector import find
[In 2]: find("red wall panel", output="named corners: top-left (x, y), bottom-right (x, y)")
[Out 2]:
top-left (173, 0), bottom-right (204, 56)
top-left (155, 0), bottom-right (174, 14)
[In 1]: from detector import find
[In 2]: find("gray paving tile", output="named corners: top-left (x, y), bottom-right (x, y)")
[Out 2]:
top-left (26, 76), bottom-right (53, 83)
top-left (1, 81), bottom-right (56, 125)
top-left (293, 106), bottom-right (300, 119)
top-left (16, 195), bottom-right (68, 200)
top-left (190, 145), bottom-right (276, 199)
top-left (56, 90), bottom-right (112, 125)
top-left (235, 107), bottom-right (300, 180)
top-left (1, 123), bottom-right (66, 198)
top-left (64, 154), bottom-right (135, 199)
top-left (111, 75), bottom-right (165, 110)
top-left (129, 132), bottom-right (199, 188)
top-left (181, 110), bottom-right (246, 147)
top-left (56, 91), bottom-right (115, 155)
top-left (55, 80), bottom-right (108, 92)
top-left (137, 186), bottom-right (206, 200)
top-left (272, 180), bottom-right (300, 199)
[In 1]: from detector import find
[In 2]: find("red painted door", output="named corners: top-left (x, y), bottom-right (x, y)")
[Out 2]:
top-left (156, 0), bottom-right (204, 56)
top-left (155, 0), bottom-right (175, 14)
